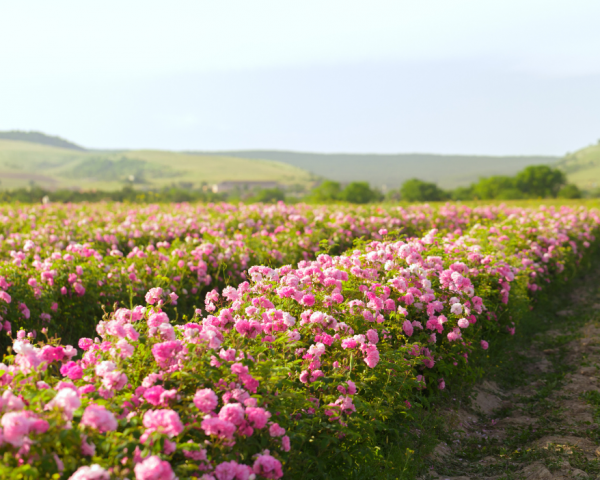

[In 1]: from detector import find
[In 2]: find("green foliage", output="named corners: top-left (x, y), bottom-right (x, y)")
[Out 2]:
top-left (63, 157), bottom-right (180, 182)
top-left (307, 181), bottom-right (381, 204)
top-left (494, 188), bottom-right (525, 200)
top-left (0, 201), bottom-right (596, 478)
top-left (308, 181), bottom-right (342, 202)
top-left (339, 182), bottom-right (382, 204)
top-left (515, 165), bottom-right (566, 198)
top-left (449, 186), bottom-right (474, 201)
top-left (0, 202), bottom-right (460, 349)
top-left (471, 175), bottom-right (517, 200)
top-left (400, 179), bottom-right (448, 202)
top-left (0, 186), bottom-right (224, 204)
top-left (557, 183), bottom-right (582, 199)
top-left (251, 188), bottom-right (286, 203)
top-left (206, 149), bottom-right (561, 192)
top-left (447, 165), bottom-right (569, 202)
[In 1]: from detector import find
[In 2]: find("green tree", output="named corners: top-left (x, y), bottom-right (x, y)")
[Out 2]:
top-left (254, 188), bottom-right (285, 203)
top-left (385, 189), bottom-right (402, 202)
top-left (450, 186), bottom-right (474, 201)
top-left (471, 176), bottom-right (520, 200)
top-left (515, 165), bottom-right (566, 198)
top-left (557, 183), bottom-right (582, 199)
top-left (339, 182), bottom-right (380, 204)
top-left (495, 188), bottom-right (525, 200)
top-left (400, 179), bottom-right (447, 202)
top-left (308, 181), bottom-right (342, 202)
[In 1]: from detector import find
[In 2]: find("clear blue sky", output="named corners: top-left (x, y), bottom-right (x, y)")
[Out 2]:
top-left (1, 0), bottom-right (599, 155)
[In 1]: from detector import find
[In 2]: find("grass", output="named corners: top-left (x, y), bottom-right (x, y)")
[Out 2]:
top-left (415, 198), bottom-right (600, 208)
top-left (0, 139), bottom-right (316, 191)
top-left (556, 143), bottom-right (600, 190)
top-left (417, 246), bottom-right (600, 479)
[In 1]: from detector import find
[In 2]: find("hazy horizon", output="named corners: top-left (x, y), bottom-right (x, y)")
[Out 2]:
top-left (0, 131), bottom-right (565, 158)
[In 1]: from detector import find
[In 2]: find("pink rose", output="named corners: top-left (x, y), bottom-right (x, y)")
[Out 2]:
top-left (60, 361), bottom-right (83, 380)
top-left (134, 455), bottom-right (176, 480)
top-left (81, 405), bottom-right (118, 433)
top-left (193, 388), bottom-right (218, 413)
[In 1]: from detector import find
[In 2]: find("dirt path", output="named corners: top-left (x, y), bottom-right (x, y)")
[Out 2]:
top-left (421, 272), bottom-right (600, 480)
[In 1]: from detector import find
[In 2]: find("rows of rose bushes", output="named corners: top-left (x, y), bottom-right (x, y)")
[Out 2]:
top-left (0, 204), bottom-right (596, 479)
top-left (0, 202), bottom-right (507, 348)
top-left (0, 202), bottom-right (499, 254)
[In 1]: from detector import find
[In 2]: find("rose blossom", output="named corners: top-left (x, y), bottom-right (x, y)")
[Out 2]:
top-left (134, 455), bottom-right (176, 480)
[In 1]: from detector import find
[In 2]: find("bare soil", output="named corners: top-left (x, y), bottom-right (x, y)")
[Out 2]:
top-left (420, 272), bottom-right (600, 480)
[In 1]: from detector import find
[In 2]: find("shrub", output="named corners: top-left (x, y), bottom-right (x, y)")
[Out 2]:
top-left (252, 189), bottom-right (286, 204)
top-left (0, 204), bottom-right (596, 478)
top-left (307, 181), bottom-right (342, 203)
top-left (400, 179), bottom-right (447, 202)
top-left (514, 165), bottom-right (566, 198)
top-left (339, 182), bottom-right (381, 204)
top-left (557, 184), bottom-right (582, 199)
top-left (0, 202), bottom-right (503, 349)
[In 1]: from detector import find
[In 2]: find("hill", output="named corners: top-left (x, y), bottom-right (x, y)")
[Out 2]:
top-left (187, 150), bottom-right (560, 190)
top-left (555, 142), bottom-right (600, 190)
top-left (0, 140), bottom-right (316, 191)
top-left (0, 131), bottom-right (86, 151)
top-left (1, 131), bottom-right (592, 193)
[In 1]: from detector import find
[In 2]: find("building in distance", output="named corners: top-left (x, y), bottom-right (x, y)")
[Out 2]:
top-left (211, 181), bottom-right (279, 193)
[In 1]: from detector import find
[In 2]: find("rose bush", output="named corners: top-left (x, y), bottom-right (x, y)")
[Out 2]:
top-left (0, 202), bottom-right (505, 349)
top-left (0, 203), bottom-right (596, 478)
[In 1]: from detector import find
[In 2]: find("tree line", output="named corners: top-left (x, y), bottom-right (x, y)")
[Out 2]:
top-left (0, 165), bottom-right (583, 204)
top-left (396, 165), bottom-right (581, 202)
top-left (306, 165), bottom-right (581, 203)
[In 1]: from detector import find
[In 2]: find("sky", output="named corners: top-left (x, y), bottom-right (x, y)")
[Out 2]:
top-left (1, 0), bottom-right (599, 155)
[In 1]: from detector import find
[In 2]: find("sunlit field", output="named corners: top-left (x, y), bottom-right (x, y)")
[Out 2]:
top-left (0, 199), bottom-right (597, 478)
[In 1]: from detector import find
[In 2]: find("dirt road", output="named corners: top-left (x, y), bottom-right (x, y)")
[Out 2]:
top-left (422, 273), bottom-right (600, 479)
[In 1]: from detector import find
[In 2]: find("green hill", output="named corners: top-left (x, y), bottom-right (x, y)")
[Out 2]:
top-left (188, 150), bottom-right (561, 190)
top-left (555, 143), bottom-right (600, 190)
top-left (0, 140), bottom-right (316, 191)
top-left (4, 131), bottom-right (599, 193)
top-left (0, 131), bottom-right (85, 151)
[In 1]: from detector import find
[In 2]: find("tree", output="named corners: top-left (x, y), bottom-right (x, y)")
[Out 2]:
top-left (254, 188), bottom-right (285, 203)
top-left (515, 165), bottom-right (566, 198)
top-left (557, 184), bottom-right (582, 199)
top-left (339, 182), bottom-right (380, 204)
top-left (400, 179), bottom-right (447, 202)
top-left (471, 176), bottom-right (521, 200)
top-left (450, 186), bottom-right (474, 201)
top-left (308, 181), bottom-right (342, 202)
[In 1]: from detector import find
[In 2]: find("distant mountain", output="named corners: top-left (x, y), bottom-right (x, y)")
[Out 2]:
top-left (186, 150), bottom-right (560, 189)
top-left (0, 131), bottom-right (86, 151)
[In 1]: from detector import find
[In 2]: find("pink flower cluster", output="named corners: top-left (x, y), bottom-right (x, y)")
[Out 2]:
top-left (0, 201), bottom-right (512, 344)
top-left (0, 203), bottom-right (595, 478)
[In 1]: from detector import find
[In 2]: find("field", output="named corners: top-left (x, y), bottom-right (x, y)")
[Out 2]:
top-left (0, 140), bottom-right (316, 191)
top-left (0, 199), bottom-right (598, 479)
top-left (557, 143), bottom-right (600, 190)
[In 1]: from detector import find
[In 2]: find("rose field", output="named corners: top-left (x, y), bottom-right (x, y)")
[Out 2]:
top-left (0, 200), bottom-right (598, 480)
